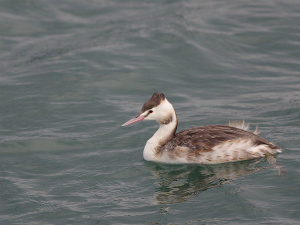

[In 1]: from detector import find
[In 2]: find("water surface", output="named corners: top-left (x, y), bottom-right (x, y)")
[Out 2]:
top-left (1, 0), bottom-right (300, 224)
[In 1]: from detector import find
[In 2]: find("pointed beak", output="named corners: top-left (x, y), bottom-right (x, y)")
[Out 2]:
top-left (122, 114), bottom-right (145, 126)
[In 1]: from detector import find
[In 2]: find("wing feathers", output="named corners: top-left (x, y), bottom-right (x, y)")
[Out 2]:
top-left (166, 125), bottom-right (279, 153)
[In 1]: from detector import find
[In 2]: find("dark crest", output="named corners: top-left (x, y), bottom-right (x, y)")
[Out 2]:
top-left (141, 92), bottom-right (165, 112)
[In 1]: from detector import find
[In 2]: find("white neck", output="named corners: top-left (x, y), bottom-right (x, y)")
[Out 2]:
top-left (143, 109), bottom-right (177, 162)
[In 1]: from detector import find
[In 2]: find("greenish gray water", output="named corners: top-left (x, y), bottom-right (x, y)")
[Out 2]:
top-left (1, 0), bottom-right (300, 224)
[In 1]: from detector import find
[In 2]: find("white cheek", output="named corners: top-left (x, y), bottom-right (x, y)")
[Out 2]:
top-left (144, 112), bottom-right (161, 121)
top-left (144, 113), bottom-right (156, 120)
top-left (142, 100), bottom-right (171, 121)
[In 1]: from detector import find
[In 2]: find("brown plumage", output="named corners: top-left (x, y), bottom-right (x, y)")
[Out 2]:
top-left (123, 93), bottom-right (281, 164)
top-left (141, 93), bottom-right (165, 113)
top-left (162, 125), bottom-right (279, 153)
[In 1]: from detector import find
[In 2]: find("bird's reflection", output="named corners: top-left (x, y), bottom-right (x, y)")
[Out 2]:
top-left (146, 158), bottom-right (280, 204)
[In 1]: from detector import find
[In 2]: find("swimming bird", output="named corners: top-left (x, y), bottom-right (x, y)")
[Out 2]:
top-left (122, 93), bottom-right (281, 164)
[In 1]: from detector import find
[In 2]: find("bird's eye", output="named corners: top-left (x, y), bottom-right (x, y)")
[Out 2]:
top-left (149, 110), bottom-right (153, 113)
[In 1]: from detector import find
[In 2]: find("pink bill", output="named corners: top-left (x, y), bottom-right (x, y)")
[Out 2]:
top-left (122, 115), bottom-right (145, 126)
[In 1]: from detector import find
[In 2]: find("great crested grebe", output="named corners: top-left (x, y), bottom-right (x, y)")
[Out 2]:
top-left (122, 93), bottom-right (281, 164)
